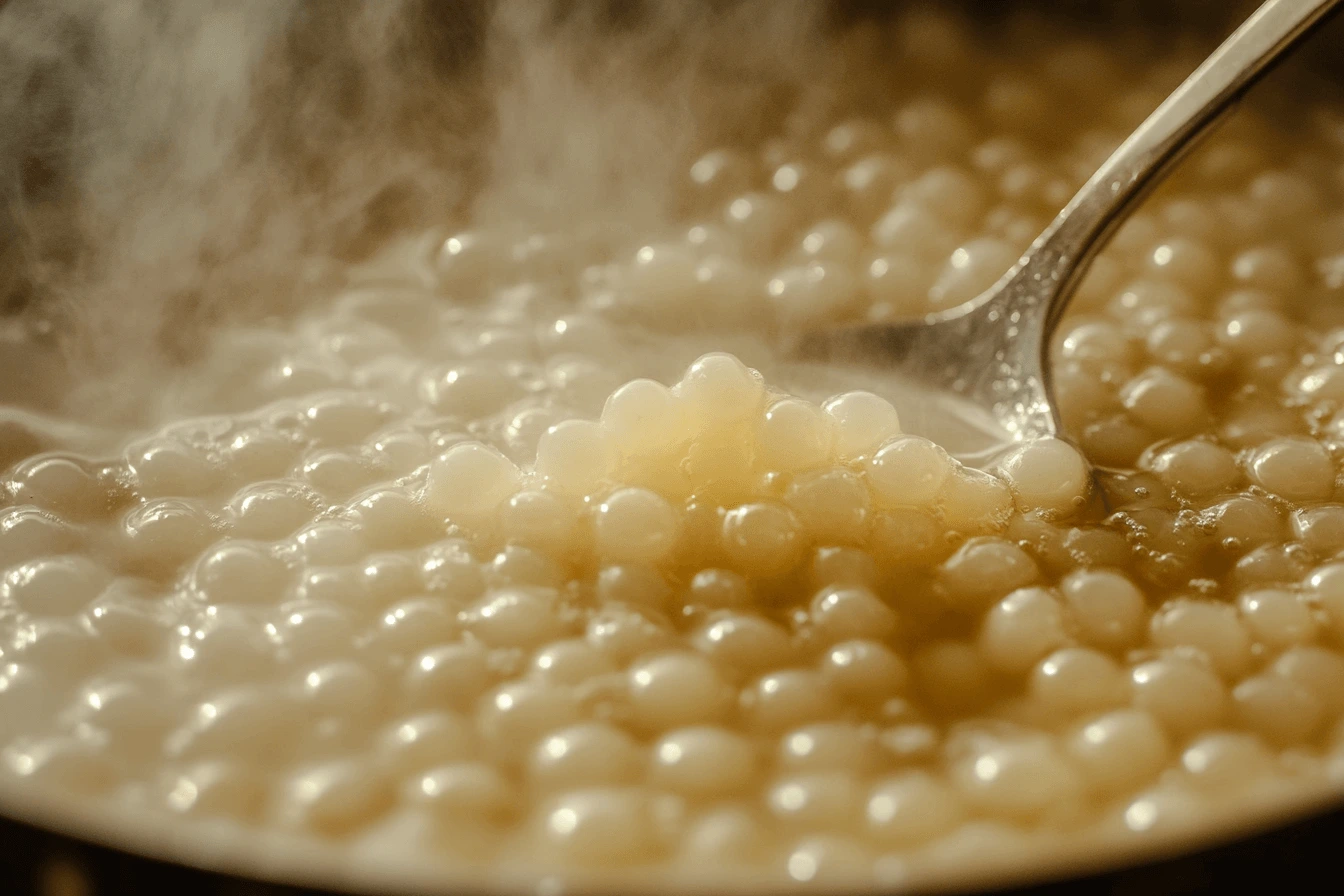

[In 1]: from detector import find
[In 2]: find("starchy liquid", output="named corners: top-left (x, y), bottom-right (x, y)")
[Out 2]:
top-left (3, 5), bottom-right (1344, 892)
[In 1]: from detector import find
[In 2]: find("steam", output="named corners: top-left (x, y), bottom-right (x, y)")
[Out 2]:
top-left (0, 0), bottom-right (847, 422)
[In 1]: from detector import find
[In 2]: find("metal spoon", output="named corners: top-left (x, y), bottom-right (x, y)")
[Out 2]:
top-left (795, 0), bottom-right (1342, 466)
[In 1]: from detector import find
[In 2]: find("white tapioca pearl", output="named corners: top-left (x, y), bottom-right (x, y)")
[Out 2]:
top-left (810, 586), bottom-right (898, 643)
top-left (874, 201), bottom-right (959, 260)
top-left (810, 546), bottom-right (881, 591)
top-left (784, 469), bottom-right (869, 546)
top-left (535, 420), bottom-right (617, 498)
top-left (538, 787), bottom-right (660, 866)
top-left (347, 488), bottom-right (438, 551)
top-left (778, 722), bottom-right (879, 774)
top-left (365, 598), bottom-right (458, 660)
top-left (722, 191), bottom-right (794, 261)
top-left (978, 587), bottom-right (1069, 675)
top-left (783, 836), bottom-right (875, 886)
top-left (600, 378), bottom-right (690, 460)
top-left (585, 604), bottom-right (677, 665)
top-left (685, 568), bottom-right (753, 610)
top-left (2, 556), bottom-right (109, 616)
top-left (266, 604), bottom-right (357, 665)
top-left (691, 613), bottom-right (793, 673)
top-left (651, 726), bottom-right (756, 800)
top-left (1059, 569), bottom-right (1146, 651)
top-left (484, 544), bottom-right (564, 590)
top-left (359, 553), bottom-right (420, 606)
top-left (756, 398), bottom-right (833, 473)
top-left (672, 353), bottom-right (767, 431)
top-left (938, 537), bottom-right (1039, 610)
top-left (418, 540), bottom-right (486, 603)
top-left (1308, 563), bottom-right (1344, 640)
top-left (1119, 367), bottom-right (1209, 436)
top-left (406, 762), bottom-right (515, 824)
top-left (1066, 709), bottom-right (1169, 795)
top-left (191, 541), bottom-right (290, 606)
top-left (741, 670), bottom-right (837, 733)
top-left (822, 391), bottom-right (902, 460)
top-left (294, 521), bottom-right (366, 567)
top-left (687, 148), bottom-right (754, 204)
top-left (593, 488), bottom-right (681, 566)
top-left (794, 220), bottom-right (864, 265)
top-left (998, 438), bottom-right (1090, 517)
top-left (1149, 600), bottom-right (1252, 678)
top-left (1146, 439), bottom-right (1240, 497)
top-left (278, 759), bottom-right (392, 836)
top-left (866, 771), bottom-right (964, 846)
top-left (623, 243), bottom-right (704, 321)
top-left (477, 681), bottom-right (581, 763)
top-left (1237, 588), bottom-right (1316, 648)
top-left (1029, 648), bottom-right (1129, 717)
top-left (939, 467), bottom-right (1015, 534)
top-left (767, 261), bottom-right (862, 328)
top-left (951, 736), bottom-right (1083, 818)
top-left (864, 253), bottom-right (932, 315)
top-left (1180, 732), bottom-right (1275, 791)
top-left (1220, 309), bottom-right (1298, 360)
top-left (1116, 785), bottom-right (1207, 837)
top-left (228, 481), bottom-right (318, 540)
top-left (403, 642), bottom-right (494, 711)
top-left (1245, 437), bottom-right (1336, 503)
top-left (819, 640), bottom-right (907, 705)
top-left (1272, 646), bottom-right (1344, 715)
top-left (498, 490), bottom-right (579, 558)
top-left (1130, 655), bottom-right (1228, 735)
top-left (866, 435), bottom-right (954, 507)
top-left (928, 238), bottom-right (1019, 309)
top-left (1229, 245), bottom-right (1305, 294)
top-left (1232, 674), bottom-right (1323, 746)
top-left (166, 687), bottom-right (300, 762)
top-left (720, 502), bottom-right (805, 578)
top-left (458, 587), bottom-right (565, 650)
top-left (83, 589), bottom-right (171, 658)
top-left (1145, 238), bottom-right (1220, 293)
top-left (528, 722), bottom-right (644, 792)
top-left (7, 455), bottom-right (104, 517)
top-left (767, 771), bottom-right (863, 831)
top-left (628, 652), bottom-right (733, 731)
top-left (160, 760), bottom-right (267, 820)
top-left (3, 736), bottom-right (118, 795)
top-left (375, 712), bottom-right (477, 777)
top-left (0, 507), bottom-right (79, 569)
top-left (301, 392), bottom-right (386, 446)
top-left (422, 441), bottom-right (521, 519)
top-left (125, 438), bottom-right (218, 498)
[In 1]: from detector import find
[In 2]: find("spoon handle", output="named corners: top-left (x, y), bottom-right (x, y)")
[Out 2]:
top-left (1021, 0), bottom-right (1343, 333)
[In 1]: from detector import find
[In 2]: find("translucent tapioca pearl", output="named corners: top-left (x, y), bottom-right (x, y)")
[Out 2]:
top-left (587, 604), bottom-right (678, 665)
top-left (0, 507), bottom-right (79, 569)
top-left (1130, 655), bottom-right (1228, 736)
top-left (365, 598), bottom-right (460, 661)
top-left (1, 555), bottom-right (109, 617)
top-left (784, 469), bottom-right (869, 546)
top-left (593, 488), bottom-right (681, 567)
top-left (476, 680), bottom-right (581, 763)
top-left (1118, 367), bottom-right (1210, 437)
top-left (683, 222), bottom-right (743, 259)
top-left (599, 379), bottom-right (689, 463)
top-left (1144, 238), bottom-right (1221, 294)
top-left (1066, 709), bottom-right (1169, 795)
top-left (418, 363), bottom-right (524, 418)
top-left (687, 149), bottom-right (755, 205)
top-left (951, 736), bottom-right (1083, 819)
top-left (628, 652), bottom-right (734, 731)
top-left (864, 435), bottom-right (954, 508)
top-left (767, 771), bottom-right (863, 833)
top-left (596, 564), bottom-right (674, 613)
top-left (822, 391), bottom-right (901, 460)
top-left (1221, 401), bottom-right (1309, 449)
top-left (125, 439), bottom-right (218, 499)
top-left (978, 587), bottom-right (1069, 676)
top-left (68, 672), bottom-right (177, 750)
top-left (674, 353), bottom-right (767, 429)
top-left (892, 96), bottom-right (976, 163)
top-left (722, 192), bottom-right (795, 261)
top-left (1203, 495), bottom-right (1283, 550)
top-left (1245, 437), bottom-right (1336, 503)
top-left (1145, 439), bottom-right (1241, 498)
top-left (420, 441), bottom-right (520, 521)
top-left (300, 393), bottom-right (387, 447)
top-left (1079, 414), bottom-right (1155, 470)
top-left (1233, 674), bottom-right (1323, 746)
top-left (1179, 732), bottom-right (1276, 793)
top-left (677, 804), bottom-right (769, 868)
top-left (457, 587), bottom-right (565, 651)
top-left (621, 243), bottom-right (704, 322)
top-left (837, 155), bottom-right (912, 222)
top-left (299, 451), bottom-right (376, 500)
top-left (770, 159), bottom-right (832, 210)
top-left (528, 641), bottom-right (615, 689)
top-left (7, 455), bottom-right (105, 518)
top-left (3, 735), bottom-right (118, 795)
top-left (1108, 279), bottom-right (1199, 328)
top-left (1237, 589), bottom-right (1316, 649)
top-left (1219, 310), bottom-right (1298, 366)
top-left (159, 760), bottom-right (268, 820)
top-left (175, 607), bottom-right (277, 684)
top-left (1291, 504), bottom-right (1344, 556)
top-left (938, 537), bottom-right (1039, 610)
top-left (277, 759), bottom-right (392, 836)
top-left (484, 544), bottom-right (565, 591)
top-left (266, 603), bottom-right (359, 666)
top-left (871, 204), bottom-right (960, 261)
top-left (685, 568), bottom-right (753, 611)
top-left (1248, 169), bottom-right (1323, 225)
top-left (1057, 570), bottom-right (1146, 651)
top-left (720, 502), bottom-right (805, 579)
top-left (809, 545), bottom-right (881, 592)
top-left (938, 467), bottom-right (1014, 534)
top-left (83, 590), bottom-right (172, 658)
top-left (650, 726), bottom-right (756, 800)
top-left (166, 686), bottom-right (301, 762)
top-left (864, 253), bottom-right (933, 317)
top-left (1056, 319), bottom-right (1133, 373)
top-left (1294, 364), bottom-right (1344, 403)
top-left (927, 239), bottom-right (1019, 310)
top-left (223, 429), bottom-right (298, 481)
top-left (792, 220), bottom-right (865, 267)
top-left (1143, 318), bottom-right (1219, 376)
top-left (347, 488), bottom-right (440, 552)
top-left (997, 439), bottom-right (1089, 518)
top-left (405, 761), bottom-right (516, 825)
top-left (527, 722), bottom-right (644, 792)
top-left (1149, 600), bottom-right (1252, 678)
top-left (1028, 648), bottom-right (1129, 717)
top-left (909, 640), bottom-right (994, 714)
top-left (768, 261), bottom-right (862, 328)
top-left (537, 787), bottom-right (661, 866)
top-left (226, 481), bottom-right (317, 540)
top-left (810, 586), bottom-right (899, 643)
top-left (757, 398), bottom-right (834, 473)
top-left (191, 542), bottom-right (289, 606)
top-left (741, 670), bottom-right (838, 734)
top-left (898, 166), bottom-right (987, 228)
top-left (819, 639), bottom-right (908, 705)
top-left (779, 723), bottom-right (880, 776)
top-left (374, 711), bottom-right (477, 778)
top-left (866, 771), bottom-right (964, 847)
top-left (400, 640), bottom-right (494, 711)
top-left (1230, 245), bottom-right (1307, 292)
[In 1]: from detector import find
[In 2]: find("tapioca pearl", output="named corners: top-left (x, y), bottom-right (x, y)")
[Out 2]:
top-left (419, 363), bottom-right (524, 418)
top-left (997, 438), bottom-right (1090, 519)
top-left (191, 542), bottom-right (288, 606)
top-left (1295, 364), bottom-right (1344, 403)
top-left (1272, 646), bottom-right (1344, 717)
top-left (938, 537), bottom-right (1039, 610)
top-left (622, 243), bottom-right (703, 320)
top-left (1080, 414), bottom-right (1155, 470)
top-left (723, 192), bottom-right (794, 261)
top-left (927, 239), bottom-right (1019, 309)
top-left (0, 507), bottom-right (78, 568)
top-left (600, 379), bottom-right (689, 462)
top-left (529, 640), bottom-right (614, 688)
top-left (294, 566), bottom-right (369, 611)
top-left (939, 467), bottom-right (1015, 534)
top-left (528, 722), bottom-right (644, 793)
top-left (2, 617), bottom-right (105, 687)
top-left (673, 353), bottom-right (767, 431)
top-left (820, 640), bottom-right (908, 705)
top-left (784, 469), bottom-right (869, 546)
top-left (810, 586), bottom-right (899, 643)
top-left (1179, 731), bottom-right (1275, 792)
top-left (691, 612), bottom-right (794, 674)
top-left (768, 261), bottom-right (862, 329)
top-left (1293, 505), bottom-right (1344, 556)
top-left (348, 488), bottom-right (439, 550)
top-left (871, 204), bottom-right (959, 261)
top-left (683, 222), bottom-right (743, 259)
top-left (720, 502), bottom-right (805, 579)
top-left (756, 399), bottom-right (833, 474)
top-left (1248, 169), bottom-right (1322, 224)
top-left (821, 119), bottom-right (886, 162)
top-left (1144, 318), bottom-right (1217, 375)
top-left (1221, 309), bottom-right (1299, 364)
top-left (1149, 600), bottom-right (1252, 678)
top-left (951, 737), bottom-right (1082, 819)
top-left (1119, 367), bottom-right (1210, 437)
top-left (419, 540), bottom-right (486, 603)
top-left (1130, 655), bottom-right (1228, 735)
top-left (865, 253), bottom-right (933, 316)
top-left (685, 568), bottom-right (753, 611)
top-left (125, 439), bottom-right (218, 499)
top-left (596, 564), bottom-right (673, 613)
top-left (977, 587), bottom-right (1069, 676)
top-left (1229, 244), bottom-right (1305, 292)
top-left (476, 680), bottom-right (581, 763)
top-left (627, 652), bottom-right (733, 731)
top-left (822, 391), bottom-right (901, 461)
top-left (1146, 440), bottom-right (1240, 498)
top-left (266, 603), bottom-right (359, 665)
top-left (538, 787), bottom-right (661, 866)
top-left (1233, 674), bottom-right (1323, 746)
top-left (766, 771), bottom-right (863, 833)
top-left (1065, 709), bottom-right (1169, 795)
top-left (1145, 238), bottom-right (1221, 294)
top-left (278, 759), bottom-right (392, 836)
top-left (810, 545), bottom-right (881, 592)
top-left (592, 488), bottom-right (681, 567)
top-left (1233, 543), bottom-right (1314, 592)
top-left (784, 836), bottom-right (877, 886)
top-left (1028, 648), bottom-right (1128, 717)
top-left (300, 393), bottom-right (386, 447)
top-left (369, 598), bottom-right (460, 659)
top-left (1246, 437), bottom-right (1336, 503)
top-left (893, 96), bottom-right (975, 163)
top-left (1238, 589), bottom-right (1316, 649)
top-left (3, 736), bottom-right (118, 795)
top-left (223, 430), bottom-right (298, 481)
top-left (1204, 495), bottom-right (1283, 550)
top-left (587, 605), bottom-right (678, 665)
top-left (421, 441), bottom-right (521, 521)
top-left (1155, 197), bottom-right (1223, 244)
top-left (778, 722), bottom-right (879, 774)
top-left (2, 556), bottom-right (109, 616)
top-left (1108, 279), bottom-right (1198, 329)
top-left (226, 482), bottom-right (316, 540)
top-left (8, 455), bottom-right (104, 517)
top-left (678, 805), bottom-right (768, 867)
top-left (485, 544), bottom-right (565, 591)
top-left (166, 686), bottom-right (300, 762)
top-left (499, 489), bottom-right (580, 558)
top-left (84, 591), bottom-right (171, 658)
top-left (897, 166), bottom-right (986, 228)
top-left (866, 771), bottom-right (964, 847)
top-left (1057, 569), bottom-right (1146, 652)
top-left (792, 220), bottom-right (864, 267)
top-left (160, 760), bottom-right (267, 820)
top-left (534, 420), bottom-right (617, 499)
top-left (687, 148), bottom-right (754, 203)
top-left (1115, 784), bottom-right (1207, 837)
top-left (406, 761), bottom-right (516, 829)
top-left (458, 587), bottom-right (565, 650)
top-left (742, 670), bottom-right (838, 734)
top-left (374, 712), bottom-right (477, 777)
top-left (1057, 319), bottom-right (1133, 372)
top-left (68, 674), bottom-right (175, 750)
top-left (404, 641), bottom-right (493, 712)
top-left (838, 155), bottom-right (912, 221)
top-left (864, 435), bottom-right (954, 509)
top-left (771, 160), bottom-right (832, 212)
top-left (301, 450), bottom-right (375, 499)
top-left (1309, 562), bottom-right (1344, 639)
top-left (175, 606), bottom-right (276, 683)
